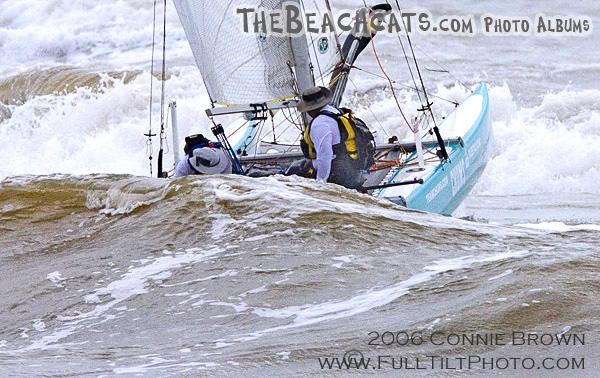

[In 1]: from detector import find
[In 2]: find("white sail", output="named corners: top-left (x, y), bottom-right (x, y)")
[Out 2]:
top-left (173, 0), bottom-right (343, 108)
top-left (173, 0), bottom-right (305, 106)
top-left (301, 0), bottom-right (342, 86)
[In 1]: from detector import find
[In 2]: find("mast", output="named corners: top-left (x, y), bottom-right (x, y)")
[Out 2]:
top-left (330, 4), bottom-right (392, 107)
top-left (289, 0), bottom-right (315, 95)
top-left (290, 35), bottom-right (315, 94)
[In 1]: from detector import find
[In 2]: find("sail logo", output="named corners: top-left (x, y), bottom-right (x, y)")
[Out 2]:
top-left (318, 37), bottom-right (329, 54)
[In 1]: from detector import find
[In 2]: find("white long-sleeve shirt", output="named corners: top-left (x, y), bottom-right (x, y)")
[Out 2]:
top-left (173, 158), bottom-right (195, 178)
top-left (310, 105), bottom-right (341, 181)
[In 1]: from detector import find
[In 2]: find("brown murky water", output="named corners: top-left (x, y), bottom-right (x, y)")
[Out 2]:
top-left (0, 175), bottom-right (598, 376)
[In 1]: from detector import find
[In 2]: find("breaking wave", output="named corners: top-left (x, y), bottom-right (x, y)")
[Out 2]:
top-left (1, 75), bottom-right (599, 198)
top-left (1, 173), bottom-right (597, 376)
top-left (1, 0), bottom-right (598, 198)
top-left (0, 67), bottom-right (140, 105)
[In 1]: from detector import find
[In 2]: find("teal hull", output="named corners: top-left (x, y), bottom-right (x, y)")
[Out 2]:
top-left (376, 84), bottom-right (493, 216)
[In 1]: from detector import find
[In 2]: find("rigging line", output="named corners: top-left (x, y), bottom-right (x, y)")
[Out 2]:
top-left (276, 127), bottom-right (304, 155)
top-left (277, 109), bottom-right (299, 133)
top-left (267, 113), bottom-right (304, 155)
top-left (146, 0), bottom-right (159, 175)
top-left (280, 132), bottom-right (303, 154)
top-left (239, 118), bottom-right (267, 156)
top-left (226, 119), bottom-right (250, 139)
top-left (384, 1), bottom-right (426, 112)
top-left (413, 44), bottom-right (471, 90)
top-left (347, 75), bottom-right (390, 139)
top-left (159, 0), bottom-right (168, 146)
top-left (394, 0), bottom-right (436, 126)
top-left (261, 105), bottom-right (301, 140)
top-left (273, 110), bottom-right (300, 142)
top-left (268, 103), bottom-right (302, 132)
top-left (276, 109), bottom-right (304, 140)
top-left (370, 30), bottom-right (414, 132)
top-left (323, 0), bottom-right (343, 59)
top-left (163, 102), bottom-right (170, 154)
top-left (280, 103), bottom-right (303, 129)
top-left (279, 108), bottom-right (298, 131)
top-left (279, 109), bottom-right (304, 133)
top-left (249, 119), bottom-right (267, 160)
top-left (395, 0), bottom-right (449, 160)
top-left (351, 65), bottom-right (458, 105)
top-left (299, 0), bottom-right (324, 85)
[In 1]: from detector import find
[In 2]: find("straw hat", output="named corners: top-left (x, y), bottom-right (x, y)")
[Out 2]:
top-left (297, 86), bottom-right (332, 112)
top-left (188, 148), bottom-right (232, 175)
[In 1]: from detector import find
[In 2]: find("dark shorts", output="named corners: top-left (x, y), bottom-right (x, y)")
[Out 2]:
top-left (329, 157), bottom-right (364, 190)
top-left (286, 158), bottom-right (364, 190)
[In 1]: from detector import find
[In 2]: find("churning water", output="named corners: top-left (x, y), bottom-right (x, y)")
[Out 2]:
top-left (0, 0), bottom-right (598, 376)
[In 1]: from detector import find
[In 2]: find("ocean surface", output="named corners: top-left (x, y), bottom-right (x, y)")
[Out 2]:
top-left (0, 0), bottom-right (599, 376)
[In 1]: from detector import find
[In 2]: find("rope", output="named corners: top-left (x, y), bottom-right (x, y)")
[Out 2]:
top-left (392, 0), bottom-right (449, 160)
top-left (351, 66), bottom-right (459, 105)
top-left (226, 119), bottom-right (250, 139)
top-left (370, 29), bottom-right (414, 132)
top-left (159, 0), bottom-right (168, 149)
top-left (384, 0), bottom-right (429, 130)
top-left (347, 75), bottom-right (391, 139)
top-left (385, 2), bottom-right (420, 100)
top-left (394, 0), bottom-right (437, 127)
top-left (324, 0), bottom-right (342, 55)
top-left (247, 119), bottom-right (267, 159)
top-left (299, 0), bottom-right (323, 85)
top-left (415, 45), bottom-right (471, 91)
top-left (276, 107), bottom-right (304, 140)
top-left (145, 0), bottom-right (159, 176)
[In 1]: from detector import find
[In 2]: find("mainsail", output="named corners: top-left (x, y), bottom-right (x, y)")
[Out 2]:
top-left (300, 0), bottom-right (342, 86)
top-left (172, 0), bottom-right (342, 108)
top-left (173, 0), bottom-right (301, 106)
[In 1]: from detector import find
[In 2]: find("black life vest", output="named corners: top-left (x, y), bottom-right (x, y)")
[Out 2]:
top-left (301, 108), bottom-right (376, 171)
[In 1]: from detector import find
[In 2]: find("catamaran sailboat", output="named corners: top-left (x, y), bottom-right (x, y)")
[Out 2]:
top-left (148, 0), bottom-right (492, 216)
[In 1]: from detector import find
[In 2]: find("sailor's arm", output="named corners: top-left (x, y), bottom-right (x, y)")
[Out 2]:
top-left (311, 128), bottom-right (334, 181)
top-left (173, 158), bottom-right (193, 178)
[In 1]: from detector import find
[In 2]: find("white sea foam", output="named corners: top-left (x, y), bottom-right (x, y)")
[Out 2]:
top-left (85, 176), bottom-right (172, 215)
top-left (197, 175), bottom-right (528, 239)
top-left (0, 1), bottom-right (186, 72)
top-left (332, 255), bottom-right (354, 269)
top-left (347, 79), bottom-right (600, 197)
top-left (252, 250), bottom-right (531, 332)
top-left (516, 222), bottom-right (600, 233)
top-left (46, 271), bottom-right (64, 285)
top-left (488, 269), bottom-right (513, 281)
top-left (17, 247), bottom-right (224, 351)
top-left (475, 86), bottom-right (600, 195)
top-left (1, 0), bottom-right (598, 201)
top-left (32, 320), bottom-right (46, 332)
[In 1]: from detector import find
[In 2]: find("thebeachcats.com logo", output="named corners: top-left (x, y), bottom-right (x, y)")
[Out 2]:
top-left (236, 3), bottom-right (593, 38)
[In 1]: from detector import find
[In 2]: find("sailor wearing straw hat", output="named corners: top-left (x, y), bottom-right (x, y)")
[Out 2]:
top-left (294, 86), bottom-right (367, 190)
top-left (173, 134), bottom-right (232, 178)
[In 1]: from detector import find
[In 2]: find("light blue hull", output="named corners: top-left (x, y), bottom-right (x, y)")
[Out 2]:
top-left (376, 84), bottom-right (493, 216)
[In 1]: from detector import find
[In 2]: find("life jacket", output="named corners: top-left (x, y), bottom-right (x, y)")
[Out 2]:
top-left (301, 108), bottom-right (376, 171)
